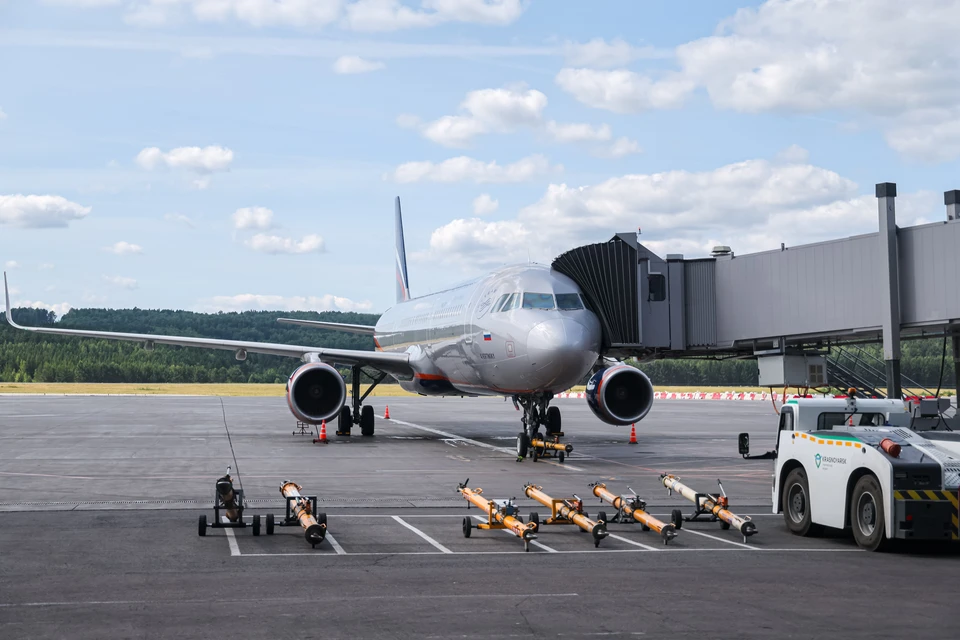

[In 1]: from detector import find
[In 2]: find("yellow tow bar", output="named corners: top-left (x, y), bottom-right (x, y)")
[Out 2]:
top-left (280, 480), bottom-right (327, 547)
top-left (523, 483), bottom-right (608, 547)
top-left (457, 479), bottom-right (538, 551)
top-left (589, 482), bottom-right (679, 545)
top-left (529, 436), bottom-right (573, 463)
top-left (660, 474), bottom-right (757, 543)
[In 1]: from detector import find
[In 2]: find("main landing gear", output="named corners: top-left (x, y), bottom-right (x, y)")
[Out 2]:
top-left (513, 392), bottom-right (563, 461)
top-left (337, 365), bottom-right (387, 438)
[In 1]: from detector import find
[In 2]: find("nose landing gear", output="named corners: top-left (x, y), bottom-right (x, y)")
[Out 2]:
top-left (514, 393), bottom-right (568, 462)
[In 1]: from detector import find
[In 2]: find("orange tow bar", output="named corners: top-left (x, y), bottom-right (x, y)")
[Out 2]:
top-left (523, 483), bottom-right (608, 547)
top-left (589, 482), bottom-right (679, 545)
top-left (529, 436), bottom-right (573, 463)
top-left (280, 480), bottom-right (327, 547)
top-left (457, 479), bottom-right (538, 551)
top-left (660, 474), bottom-right (757, 543)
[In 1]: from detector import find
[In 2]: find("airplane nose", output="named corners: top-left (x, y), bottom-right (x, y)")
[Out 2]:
top-left (527, 318), bottom-right (600, 387)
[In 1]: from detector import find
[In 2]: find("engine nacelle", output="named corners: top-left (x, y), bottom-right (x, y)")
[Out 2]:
top-left (585, 364), bottom-right (654, 426)
top-left (286, 363), bottom-right (346, 424)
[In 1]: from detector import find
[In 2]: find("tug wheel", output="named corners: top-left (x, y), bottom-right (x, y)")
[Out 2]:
top-left (850, 474), bottom-right (888, 551)
top-left (198, 515), bottom-right (207, 537)
top-left (252, 514), bottom-right (261, 536)
top-left (783, 468), bottom-right (815, 536)
top-left (266, 513), bottom-right (275, 535)
top-left (671, 509), bottom-right (683, 530)
top-left (462, 517), bottom-right (472, 538)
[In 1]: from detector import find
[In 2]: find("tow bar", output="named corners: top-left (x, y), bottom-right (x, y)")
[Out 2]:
top-left (198, 467), bottom-right (270, 537)
top-left (589, 482), bottom-right (679, 545)
top-left (523, 483), bottom-right (608, 547)
top-left (529, 435), bottom-right (573, 463)
top-left (279, 480), bottom-right (327, 547)
top-left (457, 479), bottom-right (538, 551)
top-left (660, 474), bottom-right (757, 543)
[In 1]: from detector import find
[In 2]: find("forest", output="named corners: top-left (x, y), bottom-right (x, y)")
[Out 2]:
top-left (0, 307), bottom-right (955, 388)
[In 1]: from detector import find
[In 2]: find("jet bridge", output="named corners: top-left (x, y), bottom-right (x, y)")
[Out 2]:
top-left (552, 184), bottom-right (960, 399)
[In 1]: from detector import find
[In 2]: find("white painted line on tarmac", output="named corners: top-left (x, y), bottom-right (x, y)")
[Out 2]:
top-left (224, 527), bottom-right (241, 556)
top-left (471, 514), bottom-right (558, 553)
top-left (392, 516), bottom-right (453, 554)
top-left (681, 528), bottom-right (755, 549)
top-left (0, 414), bottom-right (62, 418)
top-left (324, 532), bottom-right (346, 555)
top-left (388, 418), bottom-right (583, 470)
top-left (606, 533), bottom-right (660, 551)
top-left (238, 547), bottom-right (861, 557)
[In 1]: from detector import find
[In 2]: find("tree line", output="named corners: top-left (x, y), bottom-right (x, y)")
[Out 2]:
top-left (1, 307), bottom-right (955, 388)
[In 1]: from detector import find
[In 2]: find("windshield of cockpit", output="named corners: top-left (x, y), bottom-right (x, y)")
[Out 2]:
top-left (490, 292), bottom-right (585, 312)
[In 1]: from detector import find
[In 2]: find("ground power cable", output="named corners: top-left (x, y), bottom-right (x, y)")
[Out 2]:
top-left (218, 397), bottom-right (244, 492)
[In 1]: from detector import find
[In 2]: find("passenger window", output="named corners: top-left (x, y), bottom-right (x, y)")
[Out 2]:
top-left (648, 273), bottom-right (666, 302)
top-left (522, 293), bottom-right (555, 310)
top-left (779, 408), bottom-right (794, 431)
top-left (556, 293), bottom-right (584, 310)
top-left (492, 294), bottom-right (510, 313)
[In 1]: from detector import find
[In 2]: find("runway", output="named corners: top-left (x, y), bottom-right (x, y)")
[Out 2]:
top-left (1, 396), bottom-right (957, 639)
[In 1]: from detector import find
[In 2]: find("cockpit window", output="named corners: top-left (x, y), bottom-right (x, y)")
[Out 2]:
top-left (522, 292), bottom-right (555, 310)
top-left (498, 293), bottom-right (520, 312)
top-left (491, 293), bottom-right (510, 313)
top-left (555, 293), bottom-right (584, 310)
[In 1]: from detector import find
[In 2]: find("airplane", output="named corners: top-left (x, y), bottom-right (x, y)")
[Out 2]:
top-left (3, 198), bottom-right (655, 456)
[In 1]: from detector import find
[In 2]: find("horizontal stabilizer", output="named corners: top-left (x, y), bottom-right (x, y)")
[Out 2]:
top-left (277, 318), bottom-right (376, 335)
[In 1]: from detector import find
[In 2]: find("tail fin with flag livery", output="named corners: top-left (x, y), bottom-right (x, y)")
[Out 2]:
top-left (395, 196), bottom-right (411, 303)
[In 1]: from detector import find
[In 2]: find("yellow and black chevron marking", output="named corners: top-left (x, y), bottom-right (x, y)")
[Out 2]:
top-left (894, 490), bottom-right (960, 540)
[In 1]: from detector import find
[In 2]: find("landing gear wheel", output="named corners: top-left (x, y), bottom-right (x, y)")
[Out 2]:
top-left (338, 406), bottom-right (352, 435)
top-left (252, 514), bottom-right (261, 536)
top-left (360, 405), bottom-right (375, 436)
top-left (783, 468), bottom-right (815, 536)
top-left (558, 452), bottom-right (565, 463)
top-left (850, 475), bottom-right (887, 551)
top-left (598, 511), bottom-right (608, 524)
top-left (198, 514), bottom-right (207, 536)
top-left (462, 517), bottom-right (472, 538)
top-left (266, 513), bottom-right (275, 535)
top-left (671, 509), bottom-right (683, 530)
top-left (545, 406), bottom-right (561, 435)
top-left (516, 432), bottom-right (530, 458)
top-left (528, 512), bottom-right (540, 532)
top-left (720, 520), bottom-right (731, 530)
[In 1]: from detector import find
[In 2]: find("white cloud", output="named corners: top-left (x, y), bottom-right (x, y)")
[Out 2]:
top-left (557, 0), bottom-right (960, 161)
top-left (545, 120), bottom-right (611, 143)
top-left (417, 155), bottom-right (904, 271)
top-left (343, 0), bottom-right (525, 32)
top-left (232, 206), bottom-right (275, 230)
top-left (0, 107), bottom-right (6, 120)
top-left (197, 293), bottom-right (372, 313)
top-left (390, 154), bottom-right (557, 184)
top-left (163, 213), bottom-right (196, 228)
top-left (192, 176), bottom-right (212, 190)
top-left (472, 193), bottom-right (499, 215)
top-left (39, 263), bottom-right (55, 270)
top-left (104, 241), bottom-right (143, 255)
top-left (593, 137), bottom-right (641, 159)
top-left (0, 195), bottom-right (91, 228)
top-left (418, 86), bottom-right (548, 147)
top-left (103, 275), bottom-right (138, 290)
top-left (5, 260), bottom-right (19, 269)
top-left (332, 55), bottom-right (386, 74)
top-left (246, 233), bottom-right (325, 254)
top-left (563, 38), bottom-right (666, 69)
top-left (776, 144), bottom-right (810, 164)
top-left (136, 145), bottom-right (234, 173)
top-left (10, 299), bottom-right (73, 319)
top-left (555, 68), bottom-right (694, 113)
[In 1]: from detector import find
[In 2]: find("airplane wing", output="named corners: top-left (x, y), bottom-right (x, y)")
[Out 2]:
top-left (277, 318), bottom-right (376, 335)
top-left (3, 274), bottom-right (412, 377)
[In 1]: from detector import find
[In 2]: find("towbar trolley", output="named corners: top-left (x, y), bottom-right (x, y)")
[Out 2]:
top-left (457, 479), bottom-right (538, 551)
top-left (660, 474), bottom-right (758, 543)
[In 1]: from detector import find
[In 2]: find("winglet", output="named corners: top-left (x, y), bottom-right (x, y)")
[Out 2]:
top-left (3, 271), bottom-right (15, 326)
top-left (395, 196), bottom-right (411, 303)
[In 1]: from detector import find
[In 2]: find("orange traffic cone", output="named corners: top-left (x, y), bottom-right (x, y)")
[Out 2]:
top-left (314, 420), bottom-right (328, 444)
top-left (629, 424), bottom-right (638, 444)
top-left (384, 405), bottom-right (390, 419)
top-left (848, 416), bottom-right (854, 426)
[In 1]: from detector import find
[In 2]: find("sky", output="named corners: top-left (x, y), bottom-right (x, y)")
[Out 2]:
top-left (1, 0), bottom-right (959, 318)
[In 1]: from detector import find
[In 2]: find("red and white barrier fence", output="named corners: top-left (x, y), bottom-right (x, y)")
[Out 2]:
top-left (555, 391), bottom-right (956, 402)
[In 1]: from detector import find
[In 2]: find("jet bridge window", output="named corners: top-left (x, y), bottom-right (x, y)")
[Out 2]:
top-left (817, 412), bottom-right (885, 430)
top-left (647, 273), bottom-right (666, 302)
top-left (555, 293), bottom-right (584, 310)
top-left (522, 293), bottom-right (555, 310)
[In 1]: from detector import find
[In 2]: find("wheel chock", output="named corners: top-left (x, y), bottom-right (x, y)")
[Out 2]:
top-left (589, 482), bottom-right (677, 544)
top-left (660, 474), bottom-right (757, 543)
top-left (523, 483), bottom-right (608, 547)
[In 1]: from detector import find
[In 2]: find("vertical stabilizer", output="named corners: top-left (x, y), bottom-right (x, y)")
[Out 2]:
top-left (395, 197), bottom-right (411, 303)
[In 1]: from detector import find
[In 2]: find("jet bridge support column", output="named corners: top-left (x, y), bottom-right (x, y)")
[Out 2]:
top-left (877, 182), bottom-right (902, 399)
top-left (945, 192), bottom-right (960, 403)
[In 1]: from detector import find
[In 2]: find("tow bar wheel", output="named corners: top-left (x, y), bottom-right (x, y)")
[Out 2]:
top-left (850, 475), bottom-right (887, 551)
top-left (198, 514), bottom-right (207, 537)
top-left (462, 516), bottom-right (472, 538)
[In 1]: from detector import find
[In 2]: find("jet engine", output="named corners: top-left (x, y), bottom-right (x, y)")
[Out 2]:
top-left (286, 362), bottom-right (346, 424)
top-left (585, 364), bottom-right (654, 426)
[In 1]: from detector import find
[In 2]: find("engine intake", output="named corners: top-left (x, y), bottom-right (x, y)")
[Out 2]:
top-left (585, 364), bottom-right (654, 426)
top-left (286, 363), bottom-right (346, 424)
